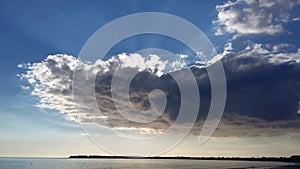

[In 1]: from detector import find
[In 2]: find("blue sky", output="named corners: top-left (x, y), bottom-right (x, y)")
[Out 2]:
top-left (1, 0), bottom-right (300, 157)
top-left (0, 0), bottom-right (222, 95)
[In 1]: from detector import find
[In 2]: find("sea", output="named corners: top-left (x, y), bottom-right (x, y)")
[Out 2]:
top-left (0, 158), bottom-right (290, 169)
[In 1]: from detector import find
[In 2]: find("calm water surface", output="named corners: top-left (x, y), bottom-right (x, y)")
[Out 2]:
top-left (0, 158), bottom-right (288, 169)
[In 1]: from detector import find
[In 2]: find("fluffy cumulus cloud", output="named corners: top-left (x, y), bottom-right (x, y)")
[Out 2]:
top-left (214, 0), bottom-right (300, 35)
top-left (18, 53), bottom-right (188, 133)
top-left (19, 44), bottom-right (300, 137)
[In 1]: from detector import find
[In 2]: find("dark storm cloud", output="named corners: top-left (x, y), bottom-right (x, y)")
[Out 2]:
top-left (223, 58), bottom-right (300, 121)
top-left (92, 48), bottom-right (300, 136)
top-left (19, 45), bottom-right (300, 136)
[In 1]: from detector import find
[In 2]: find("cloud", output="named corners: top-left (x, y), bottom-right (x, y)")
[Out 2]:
top-left (20, 85), bottom-right (30, 90)
top-left (271, 43), bottom-right (295, 53)
top-left (19, 46), bottom-right (300, 137)
top-left (218, 43), bottom-right (300, 111)
top-left (214, 0), bottom-right (300, 35)
top-left (18, 53), bottom-right (186, 134)
top-left (17, 64), bottom-right (23, 68)
top-left (292, 17), bottom-right (300, 21)
top-left (192, 42), bottom-right (300, 137)
top-left (177, 54), bottom-right (188, 59)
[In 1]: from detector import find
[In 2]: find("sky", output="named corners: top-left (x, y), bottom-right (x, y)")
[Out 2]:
top-left (0, 0), bottom-right (300, 157)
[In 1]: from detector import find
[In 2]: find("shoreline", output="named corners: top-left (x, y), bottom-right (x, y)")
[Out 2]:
top-left (69, 155), bottom-right (300, 163)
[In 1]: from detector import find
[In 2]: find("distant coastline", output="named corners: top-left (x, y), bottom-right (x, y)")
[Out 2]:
top-left (69, 155), bottom-right (300, 163)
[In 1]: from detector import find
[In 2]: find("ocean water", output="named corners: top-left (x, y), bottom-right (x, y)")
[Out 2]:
top-left (0, 158), bottom-right (288, 169)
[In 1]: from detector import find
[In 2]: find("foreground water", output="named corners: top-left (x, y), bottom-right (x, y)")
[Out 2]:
top-left (0, 158), bottom-right (289, 169)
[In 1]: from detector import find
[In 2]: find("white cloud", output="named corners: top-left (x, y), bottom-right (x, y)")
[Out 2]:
top-left (242, 43), bottom-right (300, 64)
top-left (18, 54), bottom-right (80, 121)
top-left (208, 42), bottom-right (234, 65)
top-left (268, 48), bottom-right (300, 64)
top-left (214, 0), bottom-right (300, 35)
top-left (214, 27), bottom-right (225, 36)
top-left (208, 41), bottom-right (300, 70)
top-left (271, 43), bottom-right (295, 53)
top-left (20, 85), bottom-right (30, 90)
top-left (196, 51), bottom-right (204, 56)
top-left (292, 17), bottom-right (300, 21)
top-left (169, 60), bottom-right (187, 71)
top-left (18, 53), bottom-right (188, 129)
top-left (17, 64), bottom-right (23, 68)
top-left (177, 54), bottom-right (188, 59)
